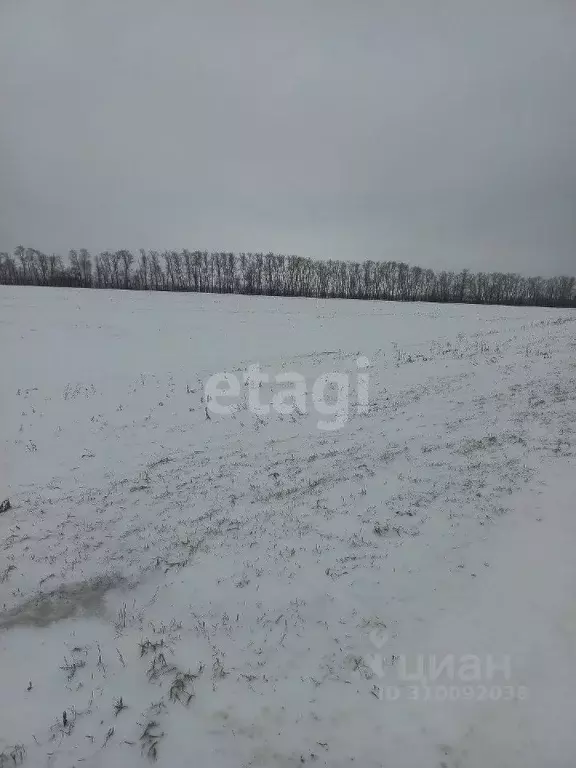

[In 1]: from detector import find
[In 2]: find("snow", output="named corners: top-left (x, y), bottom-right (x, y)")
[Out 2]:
top-left (1, 285), bottom-right (575, 767)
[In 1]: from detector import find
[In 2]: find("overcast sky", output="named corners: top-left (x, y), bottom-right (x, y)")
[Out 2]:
top-left (1, 0), bottom-right (575, 275)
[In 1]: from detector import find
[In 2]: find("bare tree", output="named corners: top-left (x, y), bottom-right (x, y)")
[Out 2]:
top-left (2, 244), bottom-right (575, 308)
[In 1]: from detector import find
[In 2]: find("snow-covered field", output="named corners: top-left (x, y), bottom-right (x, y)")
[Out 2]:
top-left (1, 286), bottom-right (576, 767)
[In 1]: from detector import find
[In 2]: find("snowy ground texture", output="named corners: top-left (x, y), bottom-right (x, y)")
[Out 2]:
top-left (1, 286), bottom-right (576, 768)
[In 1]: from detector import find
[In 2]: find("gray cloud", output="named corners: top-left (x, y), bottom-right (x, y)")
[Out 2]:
top-left (1, 0), bottom-right (575, 275)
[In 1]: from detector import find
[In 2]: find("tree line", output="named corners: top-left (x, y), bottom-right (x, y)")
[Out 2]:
top-left (1, 246), bottom-right (574, 308)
